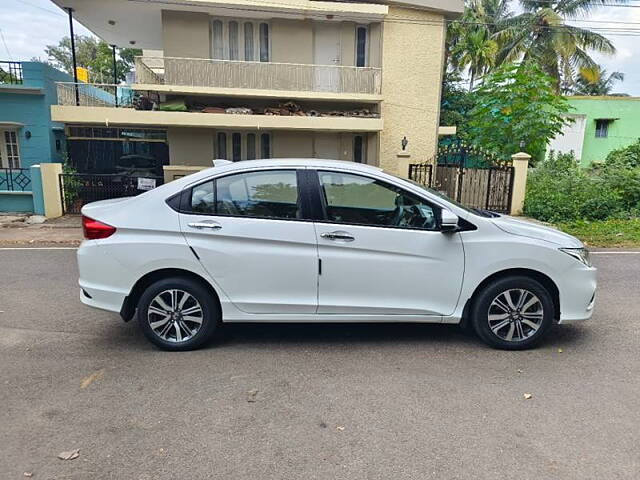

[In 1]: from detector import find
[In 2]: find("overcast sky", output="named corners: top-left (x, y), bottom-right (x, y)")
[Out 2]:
top-left (1, 0), bottom-right (639, 95)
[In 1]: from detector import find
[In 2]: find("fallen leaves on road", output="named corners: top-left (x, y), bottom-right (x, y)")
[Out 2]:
top-left (558, 348), bottom-right (563, 353)
top-left (523, 393), bottom-right (533, 400)
top-left (336, 426), bottom-right (345, 431)
top-left (517, 369), bottom-right (523, 374)
top-left (57, 449), bottom-right (80, 461)
top-left (80, 369), bottom-right (104, 389)
top-left (246, 389), bottom-right (258, 403)
top-left (23, 472), bottom-right (32, 477)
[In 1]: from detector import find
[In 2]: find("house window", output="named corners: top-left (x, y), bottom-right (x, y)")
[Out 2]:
top-left (212, 20), bottom-right (224, 59)
top-left (595, 119), bottom-right (611, 138)
top-left (353, 135), bottom-right (365, 163)
top-left (261, 133), bottom-right (271, 158)
top-left (0, 130), bottom-right (20, 168)
top-left (246, 133), bottom-right (256, 160)
top-left (244, 22), bottom-right (254, 61)
top-left (232, 133), bottom-right (242, 161)
top-left (356, 26), bottom-right (368, 67)
top-left (259, 23), bottom-right (270, 62)
top-left (228, 21), bottom-right (239, 60)
top-left (216, 132), bottom-right (227, 159)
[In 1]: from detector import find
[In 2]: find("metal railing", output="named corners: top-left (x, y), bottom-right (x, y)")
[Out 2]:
top-left (0, 61), bottom-right (23, 85)
top-left (56, 82), bottom-right (135, 107)
top-left (135, 56), bottom-right (382, 95)
top-left (0, 168), bottom-right (31, 191)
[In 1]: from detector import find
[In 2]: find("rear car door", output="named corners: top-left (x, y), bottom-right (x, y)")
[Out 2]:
top-left (312, 169), bottom-right (465, 316)
top-left (178, 168), bottom-right (318, 314)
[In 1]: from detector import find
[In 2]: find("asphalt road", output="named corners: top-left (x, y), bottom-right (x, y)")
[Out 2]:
top-left (1, 249), bottom-right (639, 480)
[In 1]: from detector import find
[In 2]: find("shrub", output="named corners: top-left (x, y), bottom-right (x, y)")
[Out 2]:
top-left (523, 151), bottom-right (640, 223)
top-left (605, 139), bottom-right (640, 169)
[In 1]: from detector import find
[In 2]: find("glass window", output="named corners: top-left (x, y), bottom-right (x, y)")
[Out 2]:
top-left (216, 170), bottom-right (299, 219)
top-left (595, 119), bottom-right (610, 138)
top-left (259, 23), bottom-right (269, 62)
top-left (228, 21), bottom-right (239, 60)
top-left (318, 171), bottom-right (438, 230)
top-left (2, 130), bottom-right (20, 168)
top-left (232, 133), bottom-right (242, 161)
top-left (244, 22), bottom-right (254, 61)
top-left (353, 135), bottom-right (364, 163)
top-left (260, 133), bottom-right (271, 159)
top-left (356, 26), bottom-right (367, 67)
top-left (212, 20), bottom-right (224, 59)
top-left (190, 181), bottom-right (215, 214)
top-left (217, 132), bottom-right (227, 159)
top-left (246, 133), bottom-right (256, 160)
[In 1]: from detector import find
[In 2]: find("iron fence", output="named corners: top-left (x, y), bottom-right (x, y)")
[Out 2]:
top-left (408, 163), bottom-right (433, 187)
top-left (56, 82), bottom-right (135, 108)
top-left (0, 168), bottom-right (31, 191)
top-left (59, 173), bottom-right (163, 214)
top-left (0, 61), bottom-right (23, 84)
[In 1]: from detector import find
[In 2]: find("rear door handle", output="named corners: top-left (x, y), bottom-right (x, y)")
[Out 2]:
top-left (188, 221), bottom-right (222, 230)
top-left (321, 231), bottom-right (355, 242)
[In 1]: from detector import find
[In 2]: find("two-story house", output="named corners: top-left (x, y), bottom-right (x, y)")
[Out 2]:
top-left (50, 0), bottom-right (463, 179)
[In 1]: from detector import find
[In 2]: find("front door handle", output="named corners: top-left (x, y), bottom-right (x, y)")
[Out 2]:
top-left (321, 231), bottom-right (355, 242)
top-left (188, 221), bottom-right (222, 230)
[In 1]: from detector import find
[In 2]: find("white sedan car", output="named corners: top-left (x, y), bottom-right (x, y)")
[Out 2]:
top-left (78, 159), bottom-right (596, 351)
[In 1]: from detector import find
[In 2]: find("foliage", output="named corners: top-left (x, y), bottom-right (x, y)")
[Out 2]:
top-left (440, 71), bottom-right (475, 141)
top-left (555, 218), bottom-right (640, 248)
top-left (570, 66), bottom-right (625, 96)
top-left (44, 35), bottom-right (141, 83)
top-left (524, 151), bottom-right (640, 223)
top-left (604, 139), bottom-right (640, 169)
top-left (466, 63), bottom-right (572, 160)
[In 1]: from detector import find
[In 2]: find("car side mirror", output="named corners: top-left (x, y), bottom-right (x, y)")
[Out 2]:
top-left (440, 210), bottom-right (460, 232)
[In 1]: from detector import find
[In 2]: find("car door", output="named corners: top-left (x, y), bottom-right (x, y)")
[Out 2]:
top-left (178, 168), bottom-right (318, 314)
top-left (312, 169), bottom-right (465, 316)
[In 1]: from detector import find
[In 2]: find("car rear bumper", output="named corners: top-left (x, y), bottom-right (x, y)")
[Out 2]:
top-left (79, 284), bottom-right (127, 314)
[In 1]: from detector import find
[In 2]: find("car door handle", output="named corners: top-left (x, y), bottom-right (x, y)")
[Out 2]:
top-left (321, 231), bottom-right (355, 242)
top-left (188, 221), bottom-right (222, 230)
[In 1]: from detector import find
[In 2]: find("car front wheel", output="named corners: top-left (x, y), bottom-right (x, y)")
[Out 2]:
top-left (471, 276), bottom-right (555, 350)
top-left (137, 277), bottom-right (220, 351)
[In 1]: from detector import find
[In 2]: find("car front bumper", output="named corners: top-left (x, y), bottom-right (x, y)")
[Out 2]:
top-left (557, 265), bottom-right (597, 324)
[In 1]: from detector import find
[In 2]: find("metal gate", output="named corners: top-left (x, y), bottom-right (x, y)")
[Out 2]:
top-left (409, 142), bottom-right (514, 214)
top-left (59, 173), bottom-right (164, 214)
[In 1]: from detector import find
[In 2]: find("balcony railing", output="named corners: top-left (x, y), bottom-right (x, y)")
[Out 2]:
top-left (56, 82), bottom-right (135, 108)
top-left (0, 61), bottom-right (23, 85)
top-left (135, 56), bottom-right (382, 95)
top-left (0, 168), bottom-right (31, 192)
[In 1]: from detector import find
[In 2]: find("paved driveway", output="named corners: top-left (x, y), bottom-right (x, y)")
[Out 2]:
top-left (1, 249), bottom-right (639, 479)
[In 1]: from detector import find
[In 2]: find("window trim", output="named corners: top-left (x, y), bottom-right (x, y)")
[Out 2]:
top-left (211, 18), bottom-right (269, 62)
top-left (355, 25), bottom-right (368, 68)
top-left (0, 129), bottom-right (21, 169)
top-left (309, 169), bottom-right (444, 232)
top-left (595, 119), bottom-right (611, 138)
top-left (176, 168), bottom-right (312, 223)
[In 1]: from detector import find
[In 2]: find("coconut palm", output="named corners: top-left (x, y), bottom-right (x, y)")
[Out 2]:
top-left (572, 66), bottom-right (625, 96)
top-left (495, 0), bottom-right (628, 91)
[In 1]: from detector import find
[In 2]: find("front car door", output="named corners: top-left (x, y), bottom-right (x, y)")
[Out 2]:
top-left (178, 168), bottom-right (318, 314)
top-left (312, 169), bottom-right (465, 316)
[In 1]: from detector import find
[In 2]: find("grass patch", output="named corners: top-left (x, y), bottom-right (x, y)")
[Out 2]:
top-left (554, 218), bottom-right (640, 248)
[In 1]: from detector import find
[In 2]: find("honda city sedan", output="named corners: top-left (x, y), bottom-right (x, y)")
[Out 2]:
top-left (77, 159), bottom-right (596, 351)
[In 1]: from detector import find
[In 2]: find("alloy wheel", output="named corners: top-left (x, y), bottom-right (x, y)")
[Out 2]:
top-left (147, 289), bottom-right (204, 343)
top-left (487, 289), bottom-right (544, 342)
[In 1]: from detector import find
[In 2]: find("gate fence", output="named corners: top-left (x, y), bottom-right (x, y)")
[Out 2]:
top-left (59, 173), bottom-right (164, 214)
top-left (409, 142), bottom-right (515, 214)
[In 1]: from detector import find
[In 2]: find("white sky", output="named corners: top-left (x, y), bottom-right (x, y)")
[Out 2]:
top-left (0, 0), bottom-right (639, 95)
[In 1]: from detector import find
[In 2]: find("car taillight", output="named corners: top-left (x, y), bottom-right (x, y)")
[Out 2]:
top-left (82, 215), bottom-right (116, 240)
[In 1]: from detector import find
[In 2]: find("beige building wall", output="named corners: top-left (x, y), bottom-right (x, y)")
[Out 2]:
top-left (271, 19), bottom-right (314, 64)
top-left (379, 6), bottom-right (446, 177)
top-left (272, 132), bottom-right (315, 158)
top-left (167, 128), bottom-right (214, 166)
top-left (161, 10), bottom-right (211, 58)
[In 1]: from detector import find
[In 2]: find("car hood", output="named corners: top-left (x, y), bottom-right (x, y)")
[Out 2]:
top-left (491, 215), bottom-right (583, 247)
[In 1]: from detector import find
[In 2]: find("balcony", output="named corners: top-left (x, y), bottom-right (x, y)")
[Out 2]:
top-left (0, 61), bottom-right (23, 85)
top-left (134, 56), bottom-right (382, 101)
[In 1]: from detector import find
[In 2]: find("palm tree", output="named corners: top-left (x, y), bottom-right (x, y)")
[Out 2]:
top-left (495, 0), bottom-right (628, 91)
top-left (572, 66), bottom-right (625, 96)
top-left (448, 0), bottom-right (512, 89)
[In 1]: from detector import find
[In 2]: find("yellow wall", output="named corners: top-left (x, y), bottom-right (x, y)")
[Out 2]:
top-left (271, 19), bottom-right (314, 63)
top-left (167, 128), bottom-right (214, 165)
top-left (162, 10), bottom-right (210, 58)
top-left (379, 6), bottom-right (446, 176)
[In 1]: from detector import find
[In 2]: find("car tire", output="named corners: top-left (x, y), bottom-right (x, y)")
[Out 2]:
top-left (471, 276), bottom-right (555, 350)
top-left (137, 277), bottom-right (220, 351)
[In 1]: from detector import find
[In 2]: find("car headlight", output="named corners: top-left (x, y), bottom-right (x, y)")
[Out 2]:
top-left (559, 247), bottom-right (592, 267)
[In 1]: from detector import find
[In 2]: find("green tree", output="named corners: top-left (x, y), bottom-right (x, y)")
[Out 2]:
top-left (467, 62), bottom-right (572, 160)
top-left (439, 71), bottom-right (475, 141)
top-left (572, 66), bottom-right (625, 96)
top-left (44, 35), bottom-right (141, 83)
top-left (495, 0), bottom-right (627, 91)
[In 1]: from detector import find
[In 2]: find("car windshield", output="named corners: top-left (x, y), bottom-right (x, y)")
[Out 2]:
top-left (395, 176), bottom-right (499, 218)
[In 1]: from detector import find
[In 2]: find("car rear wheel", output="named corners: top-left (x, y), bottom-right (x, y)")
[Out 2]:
top-left (137, 277), bottom-right (220, 351)
top-left (471, 276), bottom-right (555, 350)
